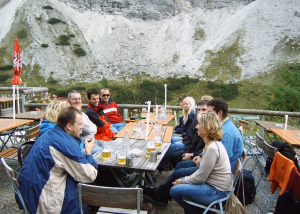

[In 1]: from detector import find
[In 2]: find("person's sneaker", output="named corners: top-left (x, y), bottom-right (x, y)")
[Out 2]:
top-left (121, 172), bottom-right (137, 186)
top-left (143, 194), bottom-right (168, 207)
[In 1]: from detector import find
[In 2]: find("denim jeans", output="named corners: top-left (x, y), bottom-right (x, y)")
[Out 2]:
top-left (171, 136), bottom-right (182, 143)
top-left (155, 162), bottom-right (199, 199)
top-left (110, 122), bottom-right (125, 133)
top-left (159, 140), bottom-right (185, 170)
top-left (81, 140), bottom-right (104, 157)
top-left (170, 182), bottom-right (231, 214)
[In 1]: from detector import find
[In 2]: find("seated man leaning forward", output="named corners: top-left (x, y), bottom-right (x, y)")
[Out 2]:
top-left (86, 89), bottom-right (115, 141)
top-left (99, 88), bottom-right (125, 133)
top-left (16, 107), bottom-right (98, 214)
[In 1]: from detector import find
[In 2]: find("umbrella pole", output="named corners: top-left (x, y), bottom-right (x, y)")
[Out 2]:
top-left (17, 85), bottom-right (20, 114)
top-left (12, 85), bottom-right (16, 119)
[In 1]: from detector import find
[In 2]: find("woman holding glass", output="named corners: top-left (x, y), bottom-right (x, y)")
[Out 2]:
top-left (170, 112), bottom-right (232, 214)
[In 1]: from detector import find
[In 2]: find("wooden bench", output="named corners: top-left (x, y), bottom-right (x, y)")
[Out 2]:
top-left (77, 184), bottom-right (147, 214)
top-left (295, 147), bottom-right (300, 157)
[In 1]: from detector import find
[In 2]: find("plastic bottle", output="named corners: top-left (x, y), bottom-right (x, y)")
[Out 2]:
top-left (161, 108), bottom-right (166, 122)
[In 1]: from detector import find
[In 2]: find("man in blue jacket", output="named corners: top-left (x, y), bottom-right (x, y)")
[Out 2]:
top-left (17, 107), bottom-right (98, 214)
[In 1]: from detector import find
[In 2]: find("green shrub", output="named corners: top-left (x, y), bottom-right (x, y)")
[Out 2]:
top-left (74, 44), bottom-right (80, 47)
top-left (101, 77), bottom-right (108, 87)
top-left (167, 76), bottom-right (198, 91)
top-left (18, 29), bottom-right (28, 39)
top-left (207, 81), bottom-right (239, 101)
top-left (0, 65), bottom-right (13, 70)
top-left (48, 18), bottom-right (62, 24)
top-left (41, 43), bottom-right (49, 48)
top-left (36, 17), bottom-right (42, 21)
top-left (0, 75), bottom-right (10, 82)
top-left (73, 86), bottom-right (86, 91)
top-left (137, 80), bottom-right (168, 104)
top-left (73, 47), bottom-right (86, 57)
top-left (69, 34), bottom-right (75, 37)
top-left (43, 5), bottom-right (53, 10)
top-left (58, 35), bottom-right (70, 45)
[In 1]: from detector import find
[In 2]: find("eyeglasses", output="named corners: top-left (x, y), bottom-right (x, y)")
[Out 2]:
top-left (102, 94), bottom-right (110, 97)
top-left (71, 98), bottom-right (81, 101)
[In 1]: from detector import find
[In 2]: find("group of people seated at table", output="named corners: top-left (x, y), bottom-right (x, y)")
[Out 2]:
top-left (15, 88), bottom-right (244, 214)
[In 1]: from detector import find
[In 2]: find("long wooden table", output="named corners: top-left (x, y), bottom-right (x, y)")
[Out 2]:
top-left (269, 128), bottom-right (300, 147)
top-left (125, 112), bottom-right (175, 126)
top-left (93, 123), bottom-right (173, 187)
top-left (0, 111), bottom-right (46, 121)
top-left (254, 120), bottom-right (300, 147)
top-left (114, 122), bottom-right (173, 143)
top-left (0, 118), bottom-right (34, 151)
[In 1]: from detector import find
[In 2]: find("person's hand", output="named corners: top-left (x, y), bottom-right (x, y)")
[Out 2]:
top-left (85, 138), bottom-right (95, 156)
top-left (182, 153), bottom-right (192, 161)
top-left (172, 179), bottom-right (183, 186)
top-left (193, 156), bottom-right (201, 165)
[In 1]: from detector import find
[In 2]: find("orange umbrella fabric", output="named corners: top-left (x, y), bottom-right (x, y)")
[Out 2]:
top-left (11, 38), bottom-right (23, 85)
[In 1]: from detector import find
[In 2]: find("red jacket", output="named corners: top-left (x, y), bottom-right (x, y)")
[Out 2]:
top-left (85, 104), bottom-right (115, 141)
top-left (99, 99), bottom-right (123, 124)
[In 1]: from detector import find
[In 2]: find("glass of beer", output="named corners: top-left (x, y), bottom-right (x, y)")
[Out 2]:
top-left (146, 141), bottom-right (156, 158)
top-left (117, 151), bottom-right (126, 166)
top-left (154, 134), bottom-right (162, 151)
top-left (102, 143), bottom-right (111, 160)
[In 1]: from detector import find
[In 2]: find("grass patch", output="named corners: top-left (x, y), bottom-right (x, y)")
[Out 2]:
top-left (58, 35), bottom-right (70, 45)
top-left (0, 65), bottom-right (13, 70)
top-left (73, 47), bottom-right (86, 56)
top-left (43, 5), bottom-right (53, 10)
top-left (48, 18), bottom-right (62, 24)
top-left (200, 37), bottom-right (243, 81)
top-left (41, 43), bottom-right (49, 48)
top-left (193, 28), bottom-right (205, 40)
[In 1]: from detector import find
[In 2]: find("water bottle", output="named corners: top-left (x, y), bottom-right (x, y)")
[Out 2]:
top-left (161, 108), bottom-right (166, 122)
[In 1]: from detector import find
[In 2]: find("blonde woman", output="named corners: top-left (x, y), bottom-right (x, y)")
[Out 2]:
top-left (174, 96), bottom-right (196, 134)
top-left (170, 112), bottom-right (232, 213)
top-left (40, 99), bottom-right (70, 134)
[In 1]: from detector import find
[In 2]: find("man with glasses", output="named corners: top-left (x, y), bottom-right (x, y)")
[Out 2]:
top-left (86, 89), bottom-right (115, 141)
top-left (68, 90), bottom-right (104, 154)
top-left (99, 88), bottom-right (124, 133)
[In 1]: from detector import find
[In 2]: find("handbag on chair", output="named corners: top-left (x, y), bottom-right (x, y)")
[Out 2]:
top-left (225, 169), bottom-right (246, 214)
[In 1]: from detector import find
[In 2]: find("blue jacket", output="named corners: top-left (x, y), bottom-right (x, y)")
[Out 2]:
top-left (175, 110), bottom-right (197, 134)
top-left (17, 125), bottom-right (98, 214)
top-left (39, 119), bottom-right (55, 134)
top-left (221, 117), bottom-right (244, 170)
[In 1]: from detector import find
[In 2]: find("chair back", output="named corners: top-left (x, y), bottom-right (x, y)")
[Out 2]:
top-left (77, 183), bottom-right (143, 214)
top-left (19, 124), bottom-right (40, 142)
top-left (232, 158), bottom-right (243, 189)
top-left (18, 141), bottom-right (35, 166)
top-left (1, 157), bottom-right (30, 214)
top-left (1, 107), bottom-right (13, 116)
top-left (255, 132), bottom-right (264, 149)
top-left (264, 141), bottom-right (277, 159)
top-left (239, 119), bottom-right (250, 132)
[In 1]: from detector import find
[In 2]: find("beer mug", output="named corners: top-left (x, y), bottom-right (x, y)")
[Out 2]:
top-left (117, 151), bottom-right (126, 166)
top-left (102, 142), bottom-right (111, 160)
top-left (146, 141), bottom-right (156, 159)
top-left (154, 134), bottom-right (162, 151)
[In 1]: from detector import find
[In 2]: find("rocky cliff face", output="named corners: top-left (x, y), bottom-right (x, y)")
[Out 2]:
top-left (0, 0), bottom-right (299, 85)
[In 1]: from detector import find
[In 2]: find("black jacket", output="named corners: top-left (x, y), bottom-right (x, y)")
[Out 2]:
top-left (182, 114), bottom-right (205, 157)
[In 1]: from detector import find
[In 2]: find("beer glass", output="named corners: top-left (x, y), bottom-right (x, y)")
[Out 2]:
top-left (154, 134), bottom-right (162, 152)
top-left (102, 143), bottom-right (111, 160)
top-left (146, 141), bottom-right (156, 158)
top-left (117, 151), bottom-right (126, 166)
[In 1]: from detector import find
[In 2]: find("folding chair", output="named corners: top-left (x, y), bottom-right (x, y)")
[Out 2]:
top-left (14, 124), bottom-right (40, 145)
top-left (1, 157), bottom-right (30, 214)
top-left (254, 141), bottom-right (278, 214)
top-left (239, 119), bottom-right (262, 172)
top-left (77, 184), bottom-right (147, 214)
top-left (183, 158), bottom-right (243, 214)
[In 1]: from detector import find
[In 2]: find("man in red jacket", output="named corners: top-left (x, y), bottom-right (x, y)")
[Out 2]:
top-left (86, 89), bottom-right (115, 141)
top-left (99, 88), bottom-right (125, 133)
